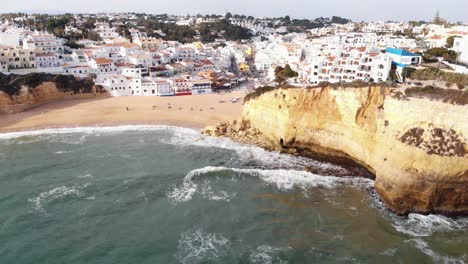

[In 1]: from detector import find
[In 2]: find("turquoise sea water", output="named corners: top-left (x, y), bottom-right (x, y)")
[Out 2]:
top-left (0, 126), bottom-right (467, 264)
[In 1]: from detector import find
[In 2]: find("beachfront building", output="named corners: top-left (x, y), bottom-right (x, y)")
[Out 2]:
top-left (63, 65), bottom-right (92, 78)
top-left (170, 75), bottom-right (193, 96)
top-left (0, 45), bottom-right (36, 73)
top-left (385, 48), bottom-right (422, 82)
top-left (36, 53), bottom-right (62, 72)
top-left (302, 47), bottom-right (392, 84)
top-left (191, 78), bottom-right (213, 95)
top-left (99, 75), bottom-right (132, 96)
top-left (90, 58), bottom-right (119, 79)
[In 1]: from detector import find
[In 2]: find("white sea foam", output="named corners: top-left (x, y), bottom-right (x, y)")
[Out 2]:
top-left (0, 125), bottom-right (191, 140)
top-left (407, 238), bottom-right (467, 264)
top-left (250, 245), bottom-right (288, 264)
top-left (168, 166), bottom-right (373, 203)
top-left (29, 184), bottom-right (88, 214)
top-left (169, 129), bottom-right (348, 172)
top-left (0, 125), bottom-right (347, 175)
top-left (176, 230), bottom-right (230, 264)
top-left (366, 189), bottom-right (468, 237)
top-left (77, 173), bottom-right (93, 179)
top-left (392, 213), bottom-right (468, 237)
top-left (54, 150), bottom-right (73, 154)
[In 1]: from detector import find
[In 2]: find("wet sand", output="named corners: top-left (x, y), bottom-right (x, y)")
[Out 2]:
top-left (0, 92), bottom-right (245, 132)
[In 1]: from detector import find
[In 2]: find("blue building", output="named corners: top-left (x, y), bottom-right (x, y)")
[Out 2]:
top-left (385, 48), bottom-right (422, 81)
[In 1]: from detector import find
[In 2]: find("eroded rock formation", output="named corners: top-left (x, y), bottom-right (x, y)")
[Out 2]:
top-left (204, 86), bottom-right (468, 216)
top-left (0, 82), bottom-right (108, 113)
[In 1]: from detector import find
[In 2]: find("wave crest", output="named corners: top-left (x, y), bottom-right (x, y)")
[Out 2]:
top-left (29, 184), bottom-right (89, 214)
top-left (168, 166), bottom-right (374, 203)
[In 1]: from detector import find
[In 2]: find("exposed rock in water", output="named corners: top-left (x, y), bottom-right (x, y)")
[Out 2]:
top-left (203, 85), bottom-right (468, 216)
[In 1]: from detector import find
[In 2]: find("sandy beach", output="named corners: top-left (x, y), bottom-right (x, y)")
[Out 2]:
top-left (0, 92), bottom-right (245, 133)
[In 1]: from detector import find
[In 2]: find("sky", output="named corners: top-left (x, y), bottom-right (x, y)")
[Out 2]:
top-left (1, 0), bottom-right (467, 22)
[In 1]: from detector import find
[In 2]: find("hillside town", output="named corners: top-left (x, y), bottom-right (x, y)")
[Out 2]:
top-left (0, 12), bottom-right (467, 97)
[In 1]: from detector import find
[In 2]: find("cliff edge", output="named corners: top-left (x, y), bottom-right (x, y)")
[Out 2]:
top-left (204, 86), bottom-right (468, 216)
top-left (0, 73), bottom-right (108, 113)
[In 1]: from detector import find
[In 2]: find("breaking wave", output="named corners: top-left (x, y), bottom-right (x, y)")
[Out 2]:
top-left (0, 125), bottom-right (191, 140)
top-left (28, 184), bottom-right (89, 214)
top-left (167, 166), bottom-right (374, 203)
top-left (367, 189), bottom-right (468, 238)
top-left (169, 129), bottom-right (348, 173)
top-left (392, 213), bottom-right (468, 237)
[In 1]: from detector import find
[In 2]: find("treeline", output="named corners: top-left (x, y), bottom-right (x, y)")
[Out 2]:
top-left (197, 20), bottom-right (253, 42)
top-left (0, 73), bottom-right (104, 96)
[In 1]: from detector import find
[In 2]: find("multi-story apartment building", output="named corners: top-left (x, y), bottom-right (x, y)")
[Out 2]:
top-left (170, 75), bottom-right (193, 96)
top-left (95, 22), bottom-right (119, 41)
top-left (36, 53), bottom-right (61, 69)
top-left (23, 34), bottom-right (64, 54)
top-left (0, 45), bottom-right (36, 72)
top-left (303, 47), bottom-right (392, 84)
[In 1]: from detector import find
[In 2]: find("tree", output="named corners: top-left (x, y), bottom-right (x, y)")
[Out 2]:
top-left (86, 30), bottom-right (102, 42)
top-left (274, 64), bottom-right (298, 86)
top-left (446, 35), bottom-right (459, 48)
top-left (225, 12), bottom-right (232, 19)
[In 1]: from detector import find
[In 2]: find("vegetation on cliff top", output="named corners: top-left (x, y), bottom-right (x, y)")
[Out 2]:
top-left (244, 81), bottom-right (384, 102)
top-left (0, 73), bottom-right (104, 97)
top-left (404, 85), bottom-right (468, 105)
top-left (274, 64), bottom-right (299, 86)
top-left (405, 67), bottom-right (468, 87)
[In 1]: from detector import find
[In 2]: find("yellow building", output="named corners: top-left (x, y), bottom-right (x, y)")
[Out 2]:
top-left (239, 62), bottom-right (250, 72)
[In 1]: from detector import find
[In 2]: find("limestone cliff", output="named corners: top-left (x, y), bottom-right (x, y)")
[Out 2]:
top-left (204, 86), bottom-right (468, 216)
top-left (0, 82), bottom-right (108, 113)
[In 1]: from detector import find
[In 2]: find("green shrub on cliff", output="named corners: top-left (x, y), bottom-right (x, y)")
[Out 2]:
top-left (406, 68), bottom-right (468, 86)
top-left (0, 73), bottom-right (104, 96)
top-left (244, 86), bottom-right (276, 102)
top-left (405, 86), bottom-right (468, 105)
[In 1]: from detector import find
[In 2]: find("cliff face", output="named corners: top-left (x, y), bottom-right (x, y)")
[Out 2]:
top-left (204, 86), bottom-right (468, 216)
top-left (0, 82), bottom-right (108, 113)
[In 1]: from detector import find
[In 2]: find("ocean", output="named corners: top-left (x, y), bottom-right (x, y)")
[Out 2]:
top-left (0, 125), bottom-right (467, 264)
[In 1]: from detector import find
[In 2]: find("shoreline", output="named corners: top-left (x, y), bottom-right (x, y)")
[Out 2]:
top-left (0, 92), bottom-right (244, 133)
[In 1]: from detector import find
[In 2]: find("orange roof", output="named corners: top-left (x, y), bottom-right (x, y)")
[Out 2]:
top-left (94, 58), bottom-right (113, 64)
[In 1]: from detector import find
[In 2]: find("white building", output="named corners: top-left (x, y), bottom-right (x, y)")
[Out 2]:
top-left (23, 34), bottom-right (64, 54)
top-left (303, 47), bottom-right (392, 84)
top-left (99, 75), bottom-right (132, 96)
top-left (95, 22), bottom-right (120, 41)
top-left (0, 45), bottom-right (36, 73)
top-left (453, 36), bottom-right (468, 65)
top-left (385, 48), bottom-right (422, 81)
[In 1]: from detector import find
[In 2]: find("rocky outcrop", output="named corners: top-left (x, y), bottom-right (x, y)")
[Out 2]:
top-left (204, 86), bottom-right (468, 216)
top-left (0, 82), bottom-right (108, 113)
